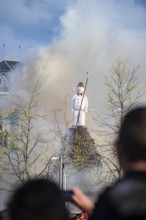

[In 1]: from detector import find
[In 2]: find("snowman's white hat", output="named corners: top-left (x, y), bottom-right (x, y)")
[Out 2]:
top-left (77, 82), bottom-right (84, 87)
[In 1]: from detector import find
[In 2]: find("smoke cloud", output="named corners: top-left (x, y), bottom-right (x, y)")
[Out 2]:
top-left (7, 0), bottom-right (146, 121)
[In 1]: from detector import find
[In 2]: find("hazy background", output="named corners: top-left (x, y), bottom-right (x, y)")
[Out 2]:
top-left (1, 0), bottom-right (146, 115)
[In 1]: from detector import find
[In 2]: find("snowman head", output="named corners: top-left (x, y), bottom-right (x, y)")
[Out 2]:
top-left (77, 82), bottom-right (84, 94)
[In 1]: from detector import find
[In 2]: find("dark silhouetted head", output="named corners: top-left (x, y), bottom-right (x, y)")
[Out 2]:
top-left (8, 178), bottom-right (70, 220)
top-left (117, 106), bottom-right (146, 163)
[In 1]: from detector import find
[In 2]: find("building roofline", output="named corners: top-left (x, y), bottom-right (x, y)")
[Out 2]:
top-left (3, 60), bottom-right (13, 71)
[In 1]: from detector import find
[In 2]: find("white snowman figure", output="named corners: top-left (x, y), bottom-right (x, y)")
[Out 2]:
top-left (71, 82), bottom-right (88, 126)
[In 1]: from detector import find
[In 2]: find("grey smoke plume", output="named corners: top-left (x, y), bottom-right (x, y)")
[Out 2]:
top-left (8, 0), bottom-right (146, 115)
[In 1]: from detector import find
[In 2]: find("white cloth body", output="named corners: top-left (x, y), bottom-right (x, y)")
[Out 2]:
top-left (71, 94), bottom-right (88, 126)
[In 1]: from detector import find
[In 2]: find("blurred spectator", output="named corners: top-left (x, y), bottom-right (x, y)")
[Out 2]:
top-left (0, 209), bottom-right (9, 220)
top-left (7, 178), bottom-right (70, 220)
top-left (0, 212), bottom-right (3, 220)
top-left (72, 106), bottom-right (146, 219)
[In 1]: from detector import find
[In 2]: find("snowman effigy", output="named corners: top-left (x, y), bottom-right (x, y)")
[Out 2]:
top-left (71, 82), bottom-right (88, 127)
top-left (62, 80), bottom-right (100, 170)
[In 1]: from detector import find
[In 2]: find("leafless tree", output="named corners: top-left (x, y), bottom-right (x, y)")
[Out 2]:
top-left (0, 80), bottom-right (57, 189)
top-left (95, 58), bottom-right (145, 179)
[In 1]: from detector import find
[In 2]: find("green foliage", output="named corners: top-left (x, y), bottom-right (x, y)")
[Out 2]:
top-left (69, 127), bottom-right (100, 169)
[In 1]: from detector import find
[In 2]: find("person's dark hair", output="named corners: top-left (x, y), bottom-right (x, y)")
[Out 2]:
top-left (8, 178), bottom-right (70, 220)
top-left (118, 106), bottom-right (146, 162)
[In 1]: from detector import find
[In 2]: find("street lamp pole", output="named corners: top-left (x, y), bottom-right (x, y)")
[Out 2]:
top-left (59, 157), bottom-right (63, 189)
top-left (63, 172), bottom-right (67, 190)
top-left (51, 157), bottom-right (66, 190)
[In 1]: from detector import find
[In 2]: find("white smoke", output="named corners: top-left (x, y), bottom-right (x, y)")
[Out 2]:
top-left (7, 0), bottom-right (146, 114)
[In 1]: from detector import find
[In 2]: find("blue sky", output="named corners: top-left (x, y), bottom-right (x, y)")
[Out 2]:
top-left (0, 0), bottom-right (146, 61)
top-left (0, 0), bottom-right (70, 60)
